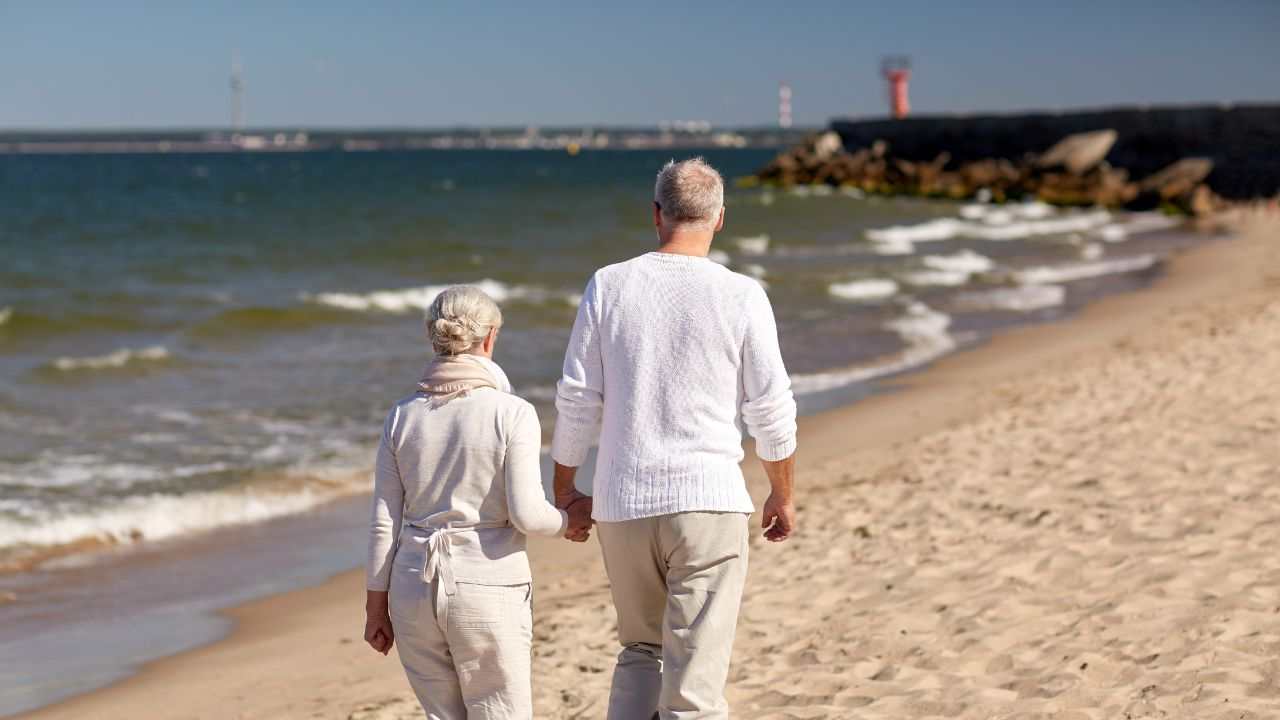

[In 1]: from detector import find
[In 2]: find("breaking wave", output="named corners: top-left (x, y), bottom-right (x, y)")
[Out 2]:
top-left (955, 285), bottom-right (1067, 312)
top-left (828, 278), bottom-right (900, 301)
top-left (0, 478), bottom-right (362, 566)
top-left (791, 302), bottom-right (956, 395)
top-left (867, 208), bottom-right (1113, 245)
top-left (732, 234), bottom-right (770, 255)
top-left (1011, 254), bottom-right (1159, 285)
top-left (48, 346), bottom-right (171, 371)
top-left (303, 279), bottom-right (579, 314)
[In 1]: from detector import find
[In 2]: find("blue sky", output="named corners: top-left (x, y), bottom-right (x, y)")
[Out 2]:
top-left (1, 1), bottom-right (1277, 129)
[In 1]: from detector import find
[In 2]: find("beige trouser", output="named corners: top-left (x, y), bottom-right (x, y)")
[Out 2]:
top-left (597, 511), bottom-right (750, 720)
top-left (389, 572), bottom-right (533, 719)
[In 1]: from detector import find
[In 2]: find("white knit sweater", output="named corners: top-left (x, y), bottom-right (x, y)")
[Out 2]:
top-left (552, 251), bottom-right (798, 522)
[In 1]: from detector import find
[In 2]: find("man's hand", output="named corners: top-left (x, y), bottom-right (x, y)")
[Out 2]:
top-left (761, 491), bottom-right (795, 542)
top-left (364, 590), bottom-right (395, 655)
top-left (564, 496), bottom-right (594, 542)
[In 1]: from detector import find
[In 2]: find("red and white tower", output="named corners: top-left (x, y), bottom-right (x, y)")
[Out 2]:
top-left (778, 82), bottom-right (792, 129)
top-left (881, 56), bottom-right (911, 119)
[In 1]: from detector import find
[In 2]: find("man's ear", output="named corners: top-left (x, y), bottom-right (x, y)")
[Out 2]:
top-left (653, 202), bottom-right (663, 230)
top-left (714, 206), bottom-right (726, 232)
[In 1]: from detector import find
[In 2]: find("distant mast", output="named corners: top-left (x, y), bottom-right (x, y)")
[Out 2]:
top-left (230, 51), bottom-right (245, 131)
top-left (778, 82), bottom-right (793, 129)
top-left (881, 56), bottom-right (911, 119)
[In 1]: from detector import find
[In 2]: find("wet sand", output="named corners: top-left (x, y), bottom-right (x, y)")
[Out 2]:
top-left (21, 210), bottom-right (1280, 719)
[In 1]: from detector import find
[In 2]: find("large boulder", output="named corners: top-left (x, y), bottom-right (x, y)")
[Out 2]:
top-left (1139, 157), bottom-right (1214, 198)
top-left (1036, 129), bottom-right (1118, 175)
top-left (811, 131), bottom-right (843, 161)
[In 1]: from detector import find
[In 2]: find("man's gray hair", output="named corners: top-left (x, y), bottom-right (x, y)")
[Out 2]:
top-left (654, 157), bottom-right (724, 230)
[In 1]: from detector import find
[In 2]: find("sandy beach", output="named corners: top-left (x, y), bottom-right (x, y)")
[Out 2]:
top-left (20, 209), bottom-right (1279, 720)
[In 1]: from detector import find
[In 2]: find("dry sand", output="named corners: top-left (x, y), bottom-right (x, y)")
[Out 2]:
top-left (23, 211), bottom-right (1280, 720)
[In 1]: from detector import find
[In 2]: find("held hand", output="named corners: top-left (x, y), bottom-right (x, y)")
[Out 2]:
top-left (564, 496), bottom-right (594, 543)
top-left (761, 492), bottom-right (796, 542)
top-left (555, 487), bottom-right (589, 511)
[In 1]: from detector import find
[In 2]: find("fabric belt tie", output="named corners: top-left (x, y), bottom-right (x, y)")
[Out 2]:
top-left (406, 522), bottom-right (506, 596)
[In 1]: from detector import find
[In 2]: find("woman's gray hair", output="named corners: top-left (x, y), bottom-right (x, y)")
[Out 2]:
top-left (654, 157), bottom-right (724, 230)
top-left (427, 285), bottom-right (503, 356)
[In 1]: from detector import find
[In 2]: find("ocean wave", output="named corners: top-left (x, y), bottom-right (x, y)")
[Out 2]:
top-left (868, 236), bottom-right (917, 256)
top-left (955, 284), bottom-right (1066, 312)
top-left (303, 279), bottom-right (578, 314)
top-left (1095, 213), bottom-right (1181, 242)
top-left (0, 477), bottom-right (360, 561)
top-left (707, 249), bottom-right (731, 266)
top-left (791, 301), bottom-right (955, 395)
top-left (900, 270), bottom-right (971, 287)
top-left (922, 249), bottom-right (995, 274)
top-left (866, 208), bottom-right (1112, 244)
top-left (901, 250), bottom-right (996, 287)
top-left (49, 346), bottom-right (170, 371)
top-left (732, 234), bottom-right (770, 255)
top-left (1012, 254), bottom-right (1158, 286)
top-left (828, 278), bottom-right (900, 301)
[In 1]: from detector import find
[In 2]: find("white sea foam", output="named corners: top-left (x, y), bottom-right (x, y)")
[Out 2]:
top-left (707, 249), bottom-right (731, 266)
top-left (901, 270), bottom-right (972, 287)
top-left (1095, 213), bottom-right (1181, 243)
top-left (1012, 254), bottom-right (1158, 286)
top-left (923, 249), bottom-right (995, 274)
top-left (740, 263), bottom-right (767, 279)
top-left (304, 279), bottom-right (576, 313)
top-left (955, 284), bottom-right (1066, 312)
top-left (900, 250), bottom-right (996, 287)
top-left (828, 278), bottom-right (900, 301)
top-left (733, 234), bottom-right (770, 255)
top-left (0, 483), bottom-right (353, 552)
top-left (1080, 242), bottom-right (1105, 260)
top-left (51, 346), bottom-right (170, 371)
top-left (0, 307), bottom-right (11, 326)
top-left (790, 301), bottom-right (955, 395)
top-left (869, 236), bottom-right (916, 255)
top-left (866, 208), bottom-right (1112, 244)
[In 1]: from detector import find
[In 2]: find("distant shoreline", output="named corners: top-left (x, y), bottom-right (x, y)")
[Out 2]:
top-left (0, 128), bottom-right (812, 155)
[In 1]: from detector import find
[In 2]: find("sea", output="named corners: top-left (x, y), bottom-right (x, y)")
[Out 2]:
top-left (0, 147), bottom-right (1213, 714)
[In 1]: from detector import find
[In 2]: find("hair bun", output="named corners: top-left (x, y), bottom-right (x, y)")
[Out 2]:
top-left (425, 285), bottom-right (503, 356)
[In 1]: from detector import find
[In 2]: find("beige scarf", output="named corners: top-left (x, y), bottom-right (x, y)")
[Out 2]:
top-left (417, 354), bottom-right (504, 406)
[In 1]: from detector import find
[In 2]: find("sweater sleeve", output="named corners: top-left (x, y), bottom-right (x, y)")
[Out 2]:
top-left (740, 284), bottom-right (798, 461)
top-left (366, 407), bottom-right (405, 591)
top-left (551, 274), bottom-right (605, 467)
top-left (506, 403), bottom-right (569, 536)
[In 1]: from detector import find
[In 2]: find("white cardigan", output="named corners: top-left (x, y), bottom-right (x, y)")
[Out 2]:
top-left (366, 375), bottom-right (567, 592)
top-left (551, 251), bottom-right (798, 522)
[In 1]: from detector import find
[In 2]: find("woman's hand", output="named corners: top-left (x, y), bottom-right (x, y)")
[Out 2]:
top-left (564, 496), bottom-right (594, 542)
top-left (364, 590), bottom-right (395, 655)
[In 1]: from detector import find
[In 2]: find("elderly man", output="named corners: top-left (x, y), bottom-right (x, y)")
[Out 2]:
top-left (551, 158), bottom-right (798, 719)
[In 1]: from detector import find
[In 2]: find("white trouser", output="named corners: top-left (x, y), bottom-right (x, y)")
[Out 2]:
top-left (389, 561), bottom-right (533, 718)
top-left (596, 511), bottom-right (750, 720)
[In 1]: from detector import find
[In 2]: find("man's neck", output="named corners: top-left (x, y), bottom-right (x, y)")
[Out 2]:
top-left (656, 232), bottom-right (714, 257)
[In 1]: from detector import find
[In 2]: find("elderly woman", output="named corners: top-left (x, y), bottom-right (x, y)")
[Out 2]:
top-left (364, 285), bottom-right (591, 719)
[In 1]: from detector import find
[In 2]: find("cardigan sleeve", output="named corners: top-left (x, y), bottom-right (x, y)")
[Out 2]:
top-left (505, 403), bottom-right (569, 536)
top-left (365, 406), bottom-right (405, 591)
